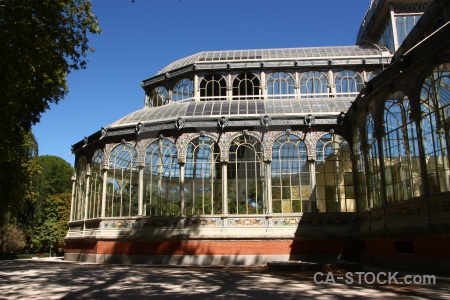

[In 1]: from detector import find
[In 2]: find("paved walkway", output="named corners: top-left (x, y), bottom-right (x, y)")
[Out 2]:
top-left (0, 259), bottom-right (449, 299)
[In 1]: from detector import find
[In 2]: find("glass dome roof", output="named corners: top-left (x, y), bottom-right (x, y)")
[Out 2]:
top-left (156, 45), bottom-right (390, 75)
top-left (109, 98), bottom-right (353, 128)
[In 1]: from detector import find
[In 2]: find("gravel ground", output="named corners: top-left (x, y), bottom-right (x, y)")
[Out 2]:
top-left (0, 258), bottom-right (449, 299)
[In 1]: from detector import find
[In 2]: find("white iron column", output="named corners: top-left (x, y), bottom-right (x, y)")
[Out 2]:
top-left (180, 163), bottom-right (185, 215)
top-left (437, 128), bottom-right (450, 191)
top-left (390, 4), bottom-right (399, 51)
top-left (227, 73), bottom-right (232, 101)
top-left (328, 69), bottom-right (335, 96)
top-left (265, 161), bottom-right (272, 215)
top-left (70, 175), bottom-right (76, 221)
top-left (84, 170), bottom-right (91, 220)
top-left (260, 70), bottom-right (266, 100)
top-left (308, 156), bottom-right (317, 212)
top-left (138, 165), bottom-right (144, 216)
top-left (193, 74), bottom-right (199, 102)
top-left (101, 168), bottom-right (108, 218)
top-left (222, 163), bottom-right (228, 215)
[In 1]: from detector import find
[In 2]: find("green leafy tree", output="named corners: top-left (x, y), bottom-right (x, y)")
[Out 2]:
top-left (0, 0), bottom-right (101, 224)
top-left (0, 131), bottom-right (39, 226)
top-left (22, 156), bottom-right (73, 250)
top-left (33, 193), bottom-right (71, 253)
top-left (34, 156), bottom-right (73, 199)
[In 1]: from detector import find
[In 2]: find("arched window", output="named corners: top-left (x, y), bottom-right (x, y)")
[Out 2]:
top-left (353, 128), bottom-right (367, 211)
top-left (271, 134), bottom-right (309, 213)
top-left (315, 134), bottom-right (355, 212)
top-left (184, 137), bottom-right (221, 215)
top-left (73, 156), bottom-right (87, 221)
top-left (232, 73), bottom-right (260, 100)
top-left (335, 70), bottom-right (363, 97)
top-left (106, 144), bottom-right (139, 217)
top-left (366, 114), bottom-right (381, 207)
top-left (420, 63), bottom-right (450, 194)
top-left (87, 150), bottom-right (104, 219)
top-left (172, 79), bottom-right (194, 103)
top-left (148, 86), bottom-right (169, 107)
top-left (200, 74), bottom-right (226, 101)
top-left (300, 71), bottom-right (328, 97)
top-left (144, 139), bottom-right (180, 216)
top-left (267, 72), bottom-right (295, 99)
top-left (228, 135), bottom-right (264, 214)
top-left (383, 93), bottom-right (422, 202)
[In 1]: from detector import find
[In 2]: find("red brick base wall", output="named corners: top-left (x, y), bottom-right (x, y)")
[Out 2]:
top-left (65, 239), bottom-right (358, 258)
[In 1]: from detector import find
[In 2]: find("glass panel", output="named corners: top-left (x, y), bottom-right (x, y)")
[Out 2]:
top-left (87, 150), bottom-right (104, 219)
top-left (144, 139), bottom-right (180, 216)
top-left (267, 72), bottom-right (295, 99)
top-left (382, 93), bottom-right (422, 202)
top-left (316, 134), bottom-right (354, 212)
top-left (184, 137), bottom-right (221, 215)
top-left (420, 63), bottom-right (450, 194)
top-left (106, 144), bottom-right (139, 217)
top-left (172, 78), bottom-right (194, 103)
top-left (271, 134), bottom-right (309, 213)
top-left (73, 157), bottom-right (87, 221)
top-left (228, 135), bottom-right (264, 214)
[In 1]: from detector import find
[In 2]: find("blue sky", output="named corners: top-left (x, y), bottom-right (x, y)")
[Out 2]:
top-left (32, 0), bottom-right (370, 166)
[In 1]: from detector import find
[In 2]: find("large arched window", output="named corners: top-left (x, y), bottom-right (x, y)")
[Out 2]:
top-left (300, 71), bottom-right (328, 98)
top-left (366, 114), bottom-right (382, 207)
top-left (420, 63), bottom-right (450, 194)
top-left (148, 86), bottom-right (169, 107)
top-left (271, 134), bottom-right (309, 213)
top-left (184, 137), bottom-right (221, 215)
top-left (232, 73), bottom-right (260, 100)
top-left (228, 135), bottom-right (264, 214)
top-left (87, 150), bottom-right (104, 219)
top-left (172, 79), bottom-right (194, 103)
top-left (383, 93), bottom-right (422, 202)
top-left (106, 144), bottom-right (139, 217)
top-left (315, 134), bottom-right (355, 212)
top-left (144, 139), bottom-right (180, 216)
top-left (335, 70), bottom-right (363, 97)
top-left (200, 74), bottom-right (226, 101)
top-left (353, 128), bottom-right (367, 211)
top-left (72, 157), bottom-right (87, 221)
top-left (267, 72), bottom-right (295, 99)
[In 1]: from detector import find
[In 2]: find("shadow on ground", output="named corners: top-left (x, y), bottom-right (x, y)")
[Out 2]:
top-left (0, 259), bottom-right (449, 299)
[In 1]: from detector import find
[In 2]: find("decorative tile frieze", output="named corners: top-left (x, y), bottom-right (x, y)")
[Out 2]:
top-left (317, 215), bottom-right (358, 226)
top-left (227, 218), bottom-right (268, 227)
top-left (431, 200), bottom-right (450, 214)
top-left (272, 217), bottom-right (301, 226)
top-left (386, 204), bottom-right (424, 219)
top-left (143, 218), bottom-right (179, 227)
top-left (101, 220), bottom-right (137, 229)
top-left (184, 218), bottom-right (224, 227)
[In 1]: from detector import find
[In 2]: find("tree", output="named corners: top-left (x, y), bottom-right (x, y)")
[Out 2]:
top-left (0, 0), bottom-right (100, 224)
top-left (34, 156), bottom-right (73, 199)
top-left (0, 224), bottom-right (26, 256)
top-left (20, 156), bottom-right (73, 250)
top-left (33, 193), bottom-right (71, 253)
top-left (0, 131), bottom-right (40, 225)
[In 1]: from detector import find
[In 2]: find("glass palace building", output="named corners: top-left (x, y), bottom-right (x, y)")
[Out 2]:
top-left (66, 0), bottom-right (450, 273)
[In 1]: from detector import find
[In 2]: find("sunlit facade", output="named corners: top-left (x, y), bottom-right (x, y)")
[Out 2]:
top-left (66, 0), bottom-right (450, 273)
